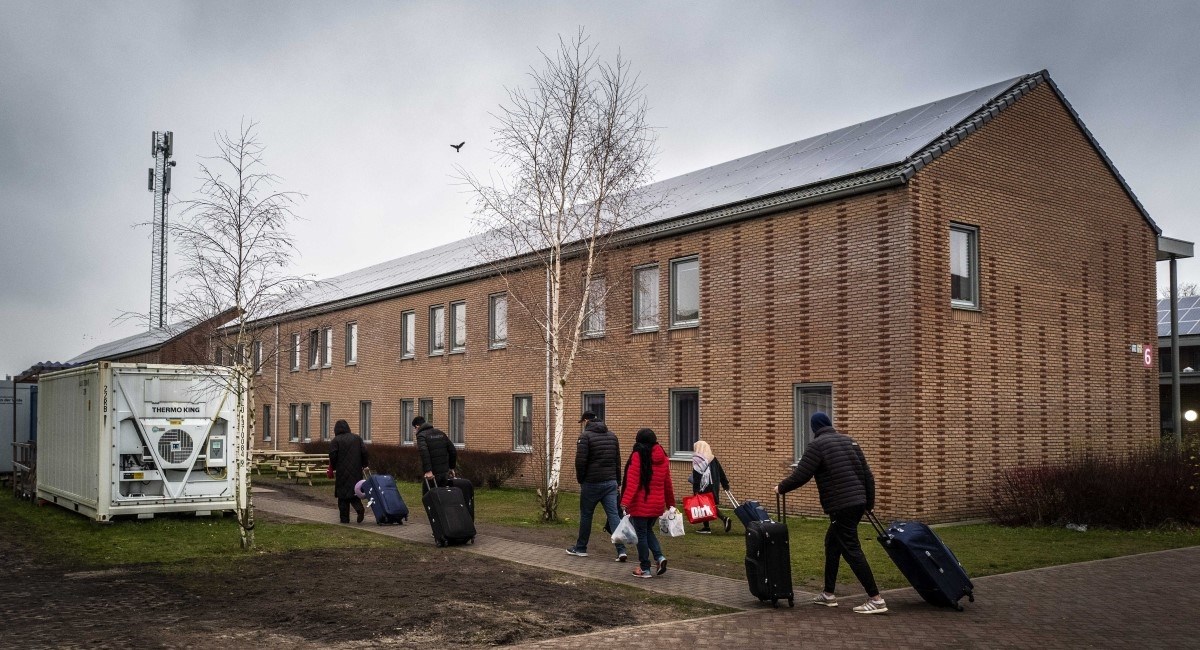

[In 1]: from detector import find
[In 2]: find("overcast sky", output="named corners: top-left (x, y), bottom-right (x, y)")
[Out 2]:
top-left (2, 1), bottom-right (1198, 376)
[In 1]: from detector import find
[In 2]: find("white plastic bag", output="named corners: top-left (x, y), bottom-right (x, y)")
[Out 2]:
top-left (658, 506), bottom-right (686, 537)
top-left (611, 514), bottom-right (638, 546)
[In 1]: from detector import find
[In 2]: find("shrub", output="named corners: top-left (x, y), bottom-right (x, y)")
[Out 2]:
top-left (457, 450), bottom-right (525, 488)
top-left (990, 443), bottom-right (1200, 529)
top-left (302, 442), bottom-right (421, 480)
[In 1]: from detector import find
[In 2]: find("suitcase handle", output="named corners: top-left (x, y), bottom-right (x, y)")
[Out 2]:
top-left (724, 489), bottom-right (740, 509)
top-left (424, 476), bottom-right (438, 491)
top-left (864, 510), bottom-right (888, 539)
top-left (775, 491), bottom-right (787, 529)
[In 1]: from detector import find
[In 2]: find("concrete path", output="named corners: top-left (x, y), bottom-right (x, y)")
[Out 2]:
top-left (255, 490), bottom-right (1200, 648)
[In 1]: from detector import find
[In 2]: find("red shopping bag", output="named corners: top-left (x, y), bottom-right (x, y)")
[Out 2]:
top-left (683, 492), bottom-right (718, 524)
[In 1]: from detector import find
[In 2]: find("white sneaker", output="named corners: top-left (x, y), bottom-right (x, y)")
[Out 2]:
top-left (812, 592), bottom-right (838, 607)
top-left (853, 598), bottom-right (888, 614)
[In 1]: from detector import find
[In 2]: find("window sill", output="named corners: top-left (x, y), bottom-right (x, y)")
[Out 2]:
top-left (632, 327), bottom-right (659, 335)
top-left (449, 349), bottom-right (465, 355)
top-left (322, 364), bottom-right (332, 369)
top-left (453, 443), bottom-right (465, 449)
top-left (584, 332), bottom-right (605, 339)
top-left (514, 446), bottom-right (533, 454)
top-left (669, 453), bottom-right (693, 462)
top-left (402, 441), bottom-right (414, 446)
top-left (401, 354), bottom-right (414, 361)
top-left (346, 361), bottom-right (357, 367)
top-left (951, 302), bottom-right (982, 312)
top-left (669, 322), bottom-right (699, 331)
top-left (489, 343), bottom-right (508, 350)
top-left (429, 351), bottom-right (445, 357)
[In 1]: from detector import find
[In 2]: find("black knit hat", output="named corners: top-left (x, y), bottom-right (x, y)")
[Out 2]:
top-left (579, 411), bottom-right (597, 423)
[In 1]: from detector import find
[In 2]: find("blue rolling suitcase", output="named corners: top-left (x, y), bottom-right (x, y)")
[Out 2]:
top-left (726, 489), bottom-right (771, 529)
top-left (363, 473), bottom-right (408, 525)
top-left (866, 511), bottom-right (974, 610)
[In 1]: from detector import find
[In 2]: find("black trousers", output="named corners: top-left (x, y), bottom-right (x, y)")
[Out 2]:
top-left (338, 496), bottom-right (364, 523)
top-left (824, 505), bottom-right (880, 596)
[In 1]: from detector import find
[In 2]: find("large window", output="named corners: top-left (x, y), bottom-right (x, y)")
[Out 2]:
top-left (323, 327), bottom-right (333, 367)
top-left (513, 395), bottom-right (533, 451)
top-left (429, 305), bottom-right (446, 355)
top-left (345, 322), bottom-right (358, 365)
top-left (489, 293), bottom-right (507, 348)
top-left (450, 301), bottom-right (466, 352)
top-left (401, 311), bottom-right (415, 359)
top-left (359, 401), bottom-right (372, 442)
top-left (289, 403), bottom-right (299, 442)
top-left (670, 389), bottom-right (699, 457)
top-left (585, 277), bottom-right (606, 336)
top-left (582, 391), bottom-right (606, 423)
top-left (950, 224), bottom-right (979, 309)
top-left (449, 397), bottom-right (465, 446)
top-left (308, 330), bottom-right (319, 369)
top-left (301, 403), bottom-right (311, 442)
top-left (401, 399), bottom-right (415, 445)
top-left (251, 341), bottom-right (262, 375)
top-left (262, 405), bottom-right (272, 442)
top-left (633, 264), bottom-right (659, 332)
top-left (215, 346), bottom-right (224, 366)
top-left (320, 402), bottom-right (331, 441)
top-left (670, 256), bottom-right (700, 327)
top-left (794, 384), bottom-right (833, 460)
top-left (291, 333), bottom-right (300, 371)
top-left (419, 398), bottom-right (433, 426)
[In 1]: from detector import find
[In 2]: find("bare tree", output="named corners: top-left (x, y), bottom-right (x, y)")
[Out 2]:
top-left (169, 121), bottom-right (308, 549)
top-left (458, 30), bottom-right (660, 521)
top-left (1160, 282), bottom-right (1199, 300)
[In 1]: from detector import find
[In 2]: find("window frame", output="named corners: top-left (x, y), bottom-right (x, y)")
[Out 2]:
top-left (301, 403), bottom-right (311, 442)
top-left (950, 223), bottom-right (980, 310)
top-left (450, 301), bottom-right (467, 352)
top-left (291, 333), bottom-right (300, 371)
top-left (251, 340), bottom-right (262, 375)
top-left (632, 264), bottom-right (660, 332)
top-left (359, 400), bottom-right (372, 442)
top-left (308, 330), bottom-right (319, 369)
top-left (793, 383), bottom-right (834, 461)
top-left (584, 276), bottom-right (607, 337)
top-left (215, 346), bottom-right (224, 366)
top-left (322, 327), bottom-right (333, 368)
top-left (512, 394), bottom-right (533, 452)
top-left (429, 305), bottom-right (446, 356)
top-left (489, 293), bottom-right (508, 349)
top-left (262, 404), bottom-right (272, 442)
top-left (345, 322), bottom-right (358, 365)
top-left (320, 402), bottom-right (331, 441)
top-left (581, 391), bottom-right (606, 423)
top-left (669, 256), bottom-right (700, 328)
top-left (288, 403), bottom-right (299, 442)
top-left (669, 388), bottom-right (700, 459)
top-left (449, 397), bottom-right (465, 447)
top-left (419, 398), bottom-right (433, 426)
top-left (401, 311), bottom-right (416, 359)
top-left (400, 399), bottom-right (415, 445)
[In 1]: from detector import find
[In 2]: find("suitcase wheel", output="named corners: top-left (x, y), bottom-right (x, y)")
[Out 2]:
top-left (771, 599), bottom-right (779, 608)
top-left (968, 594), bottom-right (975, 603)
top-left (788, 597), bottom-right (794, 608)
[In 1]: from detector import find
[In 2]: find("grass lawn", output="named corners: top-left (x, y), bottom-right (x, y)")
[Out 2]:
top-left (262, 474), bottom-right (1200, 590)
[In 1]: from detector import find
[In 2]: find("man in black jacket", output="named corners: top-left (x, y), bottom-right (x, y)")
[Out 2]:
top-left (329, 419), bottom-right (368, 524)
top-left (566, 411), bottom-right (627, 561)
top-left (776, 412), bottom-right (887, 614)
top-left (414, 416), bottom-right (456, 495)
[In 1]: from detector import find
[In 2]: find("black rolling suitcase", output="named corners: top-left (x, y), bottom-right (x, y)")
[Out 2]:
top-left (446, 476), bottom-right (475, 519)
top-left (362, 472), bottom-right (408, 524)
top-left (423, 477), bottom-right (476, 547)
top-left (737, 492), bottom-right (794, 608)
top-left (866, 511), bottom-right (974, 610)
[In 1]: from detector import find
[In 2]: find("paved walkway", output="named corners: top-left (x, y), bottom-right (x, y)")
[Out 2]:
top-left (255, 490), bottom-right (1200, 649)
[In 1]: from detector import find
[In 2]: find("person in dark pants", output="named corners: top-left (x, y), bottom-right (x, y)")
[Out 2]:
top-left (414, 416), bottom-right (456, 495)
top-left (328, 419), bottom-right (368, 524)
top-left (775, 412), bottom-right (886, 614)
top-left (620, 428), bottom-right (675, 578)
top-left (690, 440), bottom-right (732, 533)
top-left (566, 411), bottom-right (627, 561)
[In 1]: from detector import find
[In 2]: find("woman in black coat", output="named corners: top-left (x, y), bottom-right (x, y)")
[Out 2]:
top-left (691, 440), bottom-right (732, 533)
top-left (328, 419), bottom-right (368, 523)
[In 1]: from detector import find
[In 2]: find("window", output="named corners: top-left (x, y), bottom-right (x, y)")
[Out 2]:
top-left (585, 277), bottom-right (606, 336)
top-left (289, 403), bottom-right (299, 442)
top-left (794, 384), bottom-right (833, 460)
top-left (581, 392), bottom-right (606, 423)
top-left (345, 322), bottom-right (358, 364)
top-left (359, 401), bottom-right (372, 442)
top-left (262, 405), bottom-right (272, 442)
top-left (670, 389), bottom-right (699, 457)
top-left (489, 293), bottom-right (507, 348)
top-left (513, 395), bottom-right (533, 451)
top-left (323, 327), bottom-right (333, 367)
top-left (401, 399), bottom-right (415, 445)
top-left (950, 224), bottom-right (979, 309)
top-left (308, 330), bottom-right (319, 368)
top-left (449, 397), bottom-right (465, 446)
top-left (429, 305), bottom-right (446, 355)
top-left (291, 333), bottom-right (300, 371)
top-left (251, 341), bottom-right (262, 375)
top-left (215, 346), bottom-right (224, 365)
top-left (633, 265), bottom-right (659, 331)
top-left (320, 402), bottom-right (331, 441)
top-left (401, 311), bottom-right (415, 359)
top-left (235, 344), bottom-right (246, 366)
top-left (301, 403), bottom-right (311, 441)
top-left (419, 398), bottom-right (433, 426)
top-left (670, 256), bottom-right (700, 327)
top-left (450, 301), bottom-right (466, 352)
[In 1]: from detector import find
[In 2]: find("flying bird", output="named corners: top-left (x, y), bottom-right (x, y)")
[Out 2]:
top-left (451, 141), bottom-right (465, 152)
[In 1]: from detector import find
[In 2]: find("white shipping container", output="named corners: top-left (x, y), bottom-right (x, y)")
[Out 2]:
top-left (37, 362), bottom-right (243, 521)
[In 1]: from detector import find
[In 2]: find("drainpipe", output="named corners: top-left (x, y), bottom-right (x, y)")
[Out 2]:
top-left (274, 324), bottom-right (280, 451)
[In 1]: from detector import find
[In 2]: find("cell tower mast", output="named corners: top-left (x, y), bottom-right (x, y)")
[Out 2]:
top-left (147, 131), bottom-right (175, 331)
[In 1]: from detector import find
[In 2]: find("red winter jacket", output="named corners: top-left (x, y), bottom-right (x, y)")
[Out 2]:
top-left (620, 444), bottom-right (676, 517)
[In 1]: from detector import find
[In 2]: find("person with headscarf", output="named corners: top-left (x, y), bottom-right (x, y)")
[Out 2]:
top-left (328, 419), bottom-right (369, 524)
top-left (775, 412), bottom-right (885, 614)
top-left (619, 428), bottom-right (675, 578)
top-left (690, 440), bottom-right (732, 533)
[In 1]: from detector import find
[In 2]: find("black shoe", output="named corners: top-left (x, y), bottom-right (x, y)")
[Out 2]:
top-left (356, 510), bottom-right (365, 523)
top-left (723, 516), bottom-right (732, 533)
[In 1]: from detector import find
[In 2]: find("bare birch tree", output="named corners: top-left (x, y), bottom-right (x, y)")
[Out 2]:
top-left (169, 121), bottom-right (308, 549)
top-left (458, 30), bottom-right (660, 521)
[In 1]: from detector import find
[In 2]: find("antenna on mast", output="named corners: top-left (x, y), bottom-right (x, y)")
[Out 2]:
top-left (148, 131), bottom-right (175, 331)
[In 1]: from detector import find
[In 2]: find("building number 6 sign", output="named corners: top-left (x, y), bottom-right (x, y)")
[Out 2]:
top-left (1143, 345), bottom-right (1153, 368)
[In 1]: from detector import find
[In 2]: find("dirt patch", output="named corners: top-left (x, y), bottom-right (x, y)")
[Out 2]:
top-left (1, 496), bottom-right (726, 648)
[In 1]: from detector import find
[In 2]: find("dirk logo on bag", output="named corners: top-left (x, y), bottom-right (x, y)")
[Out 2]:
top-left (689, 503), bottom-right (714, 520)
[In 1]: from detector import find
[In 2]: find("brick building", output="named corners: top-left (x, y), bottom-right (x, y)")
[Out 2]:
top-left (69, 309), bottom-right (239, 366)
top-left (247, 70), bottom-right (1161, 522)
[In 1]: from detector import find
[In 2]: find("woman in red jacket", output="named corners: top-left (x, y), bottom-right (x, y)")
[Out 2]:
top-left (620, 428), bottom-right (675, 578)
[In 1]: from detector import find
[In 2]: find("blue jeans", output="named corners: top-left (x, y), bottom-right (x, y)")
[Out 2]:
top-left (572, 480), bottom-right (626, 557)
top-left (631, 515), bottom-right (664, 571)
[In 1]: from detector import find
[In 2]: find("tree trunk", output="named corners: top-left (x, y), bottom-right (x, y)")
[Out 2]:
top-left (236, 370), bottom-right (255, 550)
